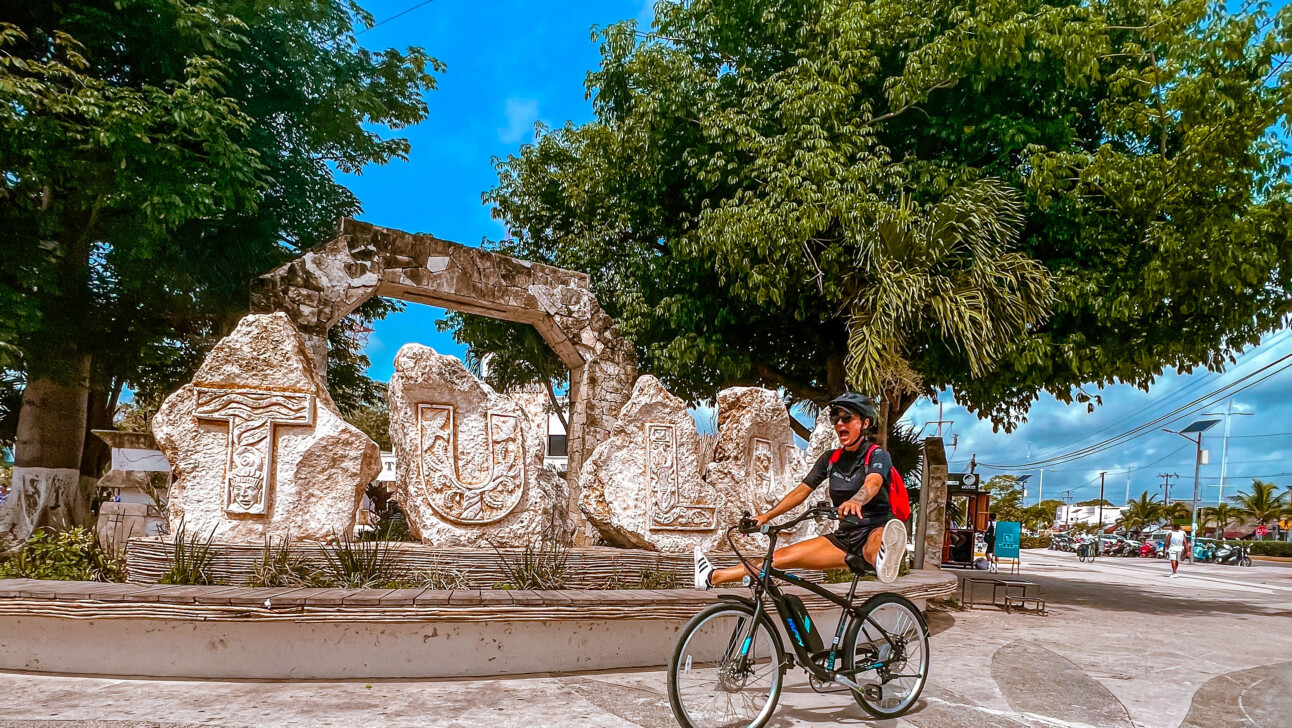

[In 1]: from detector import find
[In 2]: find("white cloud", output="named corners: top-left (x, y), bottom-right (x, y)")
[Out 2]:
top-left (497, 98), bottom-right (540, 144)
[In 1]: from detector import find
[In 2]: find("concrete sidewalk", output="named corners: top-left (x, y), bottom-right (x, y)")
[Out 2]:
top-left (1, 549), bottom-right (1289, 727)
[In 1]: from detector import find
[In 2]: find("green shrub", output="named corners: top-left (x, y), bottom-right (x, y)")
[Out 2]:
top-left (321, 532), bottom-right (399, 588)
top-left (159, 526), bottom-right (219, 585)
top-left (247, 537), bottom-right (325, 588)
top-left (633, 567), bottom-right (679, 590)
top-left (0, 527), bottom-right (124, 582)
top-left (1249, 541), bottom-right (1292, 557)
top-left (1020, 536), bottom-right (1050, 550)
top-left (490, 535), bottom-right (569, 589)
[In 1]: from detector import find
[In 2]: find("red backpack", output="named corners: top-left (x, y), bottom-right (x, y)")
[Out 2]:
top-left (829, 445), bottom-right (912, 522)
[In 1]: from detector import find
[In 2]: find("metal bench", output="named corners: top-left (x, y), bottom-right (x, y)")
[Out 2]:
top-left (1003, 595), bottom-right (1046, 615)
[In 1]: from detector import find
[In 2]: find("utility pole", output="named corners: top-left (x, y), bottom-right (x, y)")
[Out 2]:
top-left (1202, 400), bottom-right (1253, 505)
top-left (1098, 472), bottom-right (1106, 532)
top-left (1061, 490), bottom-right (1075, 530)
top-left (1158, 472), bottom-right (1179, 505)
top-left (1125, 468), bottom-right (1134, 507)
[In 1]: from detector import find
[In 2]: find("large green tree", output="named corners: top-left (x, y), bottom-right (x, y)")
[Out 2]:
top-left (475, 0), bottom-right (1292, 436)
top-left (0, 0), bottom-right (439, 549)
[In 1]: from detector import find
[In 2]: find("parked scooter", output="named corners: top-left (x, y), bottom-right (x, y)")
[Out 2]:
top-left (1192, 541), bottom-right (1216, 563)
top-left (1139, 540), bottom-right (1160, 558)
top-left (1213, 543), bottom-right (1253, 567)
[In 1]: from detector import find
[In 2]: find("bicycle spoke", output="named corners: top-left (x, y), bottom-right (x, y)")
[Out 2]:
top-left (670, 605), bottom-right (782, 728)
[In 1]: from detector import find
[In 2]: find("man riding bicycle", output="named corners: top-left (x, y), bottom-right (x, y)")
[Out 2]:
top-left (695, 393), bottom-right (908, 588)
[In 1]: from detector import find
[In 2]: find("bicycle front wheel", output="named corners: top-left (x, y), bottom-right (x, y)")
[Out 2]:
top-left (667, 601), bottom-right (784, 728)
top-left (842, 592), bottom-right (929, 719)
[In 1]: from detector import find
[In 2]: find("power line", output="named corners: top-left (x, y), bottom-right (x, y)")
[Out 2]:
top-left (1020, 329), bottom-right (1292, 463)
top-left (979, 349), bottom-right (1292, 469)
top-left (357, 0), bottom-right (439, 36)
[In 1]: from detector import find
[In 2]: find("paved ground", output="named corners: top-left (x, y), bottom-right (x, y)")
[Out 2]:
top-left (2, 549), bottom-right (1290, 728)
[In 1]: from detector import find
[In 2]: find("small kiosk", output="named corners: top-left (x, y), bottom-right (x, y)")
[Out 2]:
top-left (942, 471), bottom-right (991, 567)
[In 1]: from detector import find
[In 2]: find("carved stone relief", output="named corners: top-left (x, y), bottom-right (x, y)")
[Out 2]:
top-left (250, 219), bottom-right (639, 546)
top-left (417, 404), bottom-right (525, 525)
top-left (647, 423), bottom-right (716, 531)
top-left (152, 312), bottom-right (381, 542)
top-left (193, 388), bottom-right (314, 516)
top-left (388, 344), bottom-right (569, 547)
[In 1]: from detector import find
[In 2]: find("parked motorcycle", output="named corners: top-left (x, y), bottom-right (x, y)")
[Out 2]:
top-left (1139, 541), bottom-right (1160, 558)
top-left (1120, 539), bottom-right (1141, 556)
top-left (1213, 543), bottom-right (1253, 567)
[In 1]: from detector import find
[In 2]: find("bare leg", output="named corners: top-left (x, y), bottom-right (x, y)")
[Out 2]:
top-left (709, 536), bottom-right (849, 586)
top-left (862, 527), bottom-right (884, 565)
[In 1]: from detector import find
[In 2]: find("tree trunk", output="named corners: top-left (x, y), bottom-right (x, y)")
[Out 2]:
top-left (825, 351), bottom-right (846, 396)
top-left (0, 356), bottom-right (92, 551)
top-left (785, 404), bottom-right (812, 441)
top-left (877, 387), bottom-right (920, 450)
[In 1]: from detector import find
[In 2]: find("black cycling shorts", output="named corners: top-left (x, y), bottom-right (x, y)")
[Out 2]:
top-left (825, 524), bottom-right (882, 558)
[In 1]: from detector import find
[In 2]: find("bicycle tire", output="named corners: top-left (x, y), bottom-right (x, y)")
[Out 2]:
top-left (842, 592), bottom-right (929, 719)
top-left (667, 601), bottom-right (785, 728)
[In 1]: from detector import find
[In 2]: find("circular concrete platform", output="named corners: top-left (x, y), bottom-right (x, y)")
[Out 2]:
top-left (0, 570), bottom-right (955, 679)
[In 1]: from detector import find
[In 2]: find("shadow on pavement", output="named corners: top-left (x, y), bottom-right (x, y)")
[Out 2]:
top-left (1176, 660), bottom-right (1292, 728)
top-left (960, 572), bottom-right (1291, 619)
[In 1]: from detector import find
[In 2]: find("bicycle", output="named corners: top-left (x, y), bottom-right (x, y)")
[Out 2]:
top-left (667, 504), bottom-right (929, 728)
top-left (1077, 539), bottom-right (1097, 563)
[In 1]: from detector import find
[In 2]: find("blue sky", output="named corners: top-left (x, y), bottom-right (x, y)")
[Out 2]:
top-left (346, 0), bottom-right (1292, 506)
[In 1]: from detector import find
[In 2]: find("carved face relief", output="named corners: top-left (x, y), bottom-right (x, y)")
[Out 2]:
top-left (646, 423), bottom-right (716, 531)
top-left (417, 404), bottom-right (525, 524)
top-left (193, 388), bottom-right (314, 516)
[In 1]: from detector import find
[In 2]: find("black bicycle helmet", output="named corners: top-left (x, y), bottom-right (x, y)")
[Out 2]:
top-left (827, 392), bottom-right (878, 425)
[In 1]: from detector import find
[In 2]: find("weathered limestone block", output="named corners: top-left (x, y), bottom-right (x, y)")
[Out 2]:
top-left (800, 409), bottom-right (842, 481)
top-left (705, 387), bottom-right (821, 547)
top-left (579, 376), bottom-right (721, 551)
top-left (152, 313), bottom-right (381, 542)
top-left (387, 344), bottom-right (568, 547)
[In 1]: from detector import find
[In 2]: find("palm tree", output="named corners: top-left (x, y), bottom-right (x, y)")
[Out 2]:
top-left (843, 180), bottom-right (1055, 441)
top-left (1233, 480), bottom-right (1288, 537)
top-left (1121, 491), bottom-right (1163, 538)
top-left (1201, 503), bottom-right (1236, 539)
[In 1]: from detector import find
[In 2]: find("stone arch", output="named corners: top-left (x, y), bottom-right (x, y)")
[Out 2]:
top-left (249, 219), bottom-right (638, 486)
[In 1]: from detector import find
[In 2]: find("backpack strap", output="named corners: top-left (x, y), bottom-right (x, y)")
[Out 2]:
top-left (864, 444), bottom-right (880, 466)
top-left (829, 448), bottom-right (842, 465)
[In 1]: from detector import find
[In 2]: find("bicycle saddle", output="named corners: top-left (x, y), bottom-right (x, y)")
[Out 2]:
top-left (845, 553), bottom-right (870, 576)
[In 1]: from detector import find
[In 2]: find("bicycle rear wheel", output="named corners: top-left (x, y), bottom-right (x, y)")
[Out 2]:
top-left (668, 602), bottom-right (784, 728)
top-left (842, 592), bottom-right (929, 719)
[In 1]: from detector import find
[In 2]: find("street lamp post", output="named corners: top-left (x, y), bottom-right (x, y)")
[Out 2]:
top-left (1202, 400), bottom-right (1253, 506)
top-left (1164, 419), bottom-right (1220, 562)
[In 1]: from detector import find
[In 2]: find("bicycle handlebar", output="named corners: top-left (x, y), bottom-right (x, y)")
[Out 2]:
top-left (736, 503), bottom-right (839, 535)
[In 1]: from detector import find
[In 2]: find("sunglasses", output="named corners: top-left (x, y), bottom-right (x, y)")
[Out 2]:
top-left (829, 409), bottom-right (856, 424)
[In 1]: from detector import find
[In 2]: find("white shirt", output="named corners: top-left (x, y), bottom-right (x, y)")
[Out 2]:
top-left (1167, 531), bottom-right (1186, 550)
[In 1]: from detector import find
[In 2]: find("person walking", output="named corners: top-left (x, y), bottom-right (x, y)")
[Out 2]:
top-left (1165, 523), bottom-right (1189, 577)
top-left (985, 513), bottom-right (998, 573)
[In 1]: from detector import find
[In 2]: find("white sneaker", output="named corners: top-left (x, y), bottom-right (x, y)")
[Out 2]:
top-left (694, 546), bottom-right (715, 590)
top-left (876, 519), bottom-right (908, 584)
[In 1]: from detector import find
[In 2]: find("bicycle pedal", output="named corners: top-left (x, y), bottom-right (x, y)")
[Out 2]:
top-left (862, 684), bottom-right (883, 701)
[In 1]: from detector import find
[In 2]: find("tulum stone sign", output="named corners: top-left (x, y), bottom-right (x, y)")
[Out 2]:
top-left (387, 344), bottom-right (568, 547)
top-left (579, 377), bottom-right (815, 552)
top-left (249, 220), bottom-right (637, 542)
top-left (152, 313), bottom-right (381, 541)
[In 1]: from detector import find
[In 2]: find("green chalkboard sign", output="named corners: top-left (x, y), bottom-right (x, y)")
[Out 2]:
top-left (996, 521), bottom-right (1022, 560)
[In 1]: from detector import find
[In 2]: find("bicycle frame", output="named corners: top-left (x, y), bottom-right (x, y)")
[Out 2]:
top-left (729, 511), bottom-right (902, 685)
